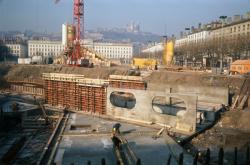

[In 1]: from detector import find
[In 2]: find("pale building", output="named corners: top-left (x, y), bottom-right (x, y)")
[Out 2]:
top-left (28, 40), bottom-right (64, 57)
top-left (142, 43), bottom-right (163, 53)
top-left (175, 30), bottom-right (210, 48)
top-left (187, 31), bottom-right (211, 43)
top-left (85, 41), bottom-right (133, 64)
top-left (175, 37), bottom-right (188, 48)
top-left (210, 18), bottom-right (250, 39)
top-left (5, 43), bottom-right (27, 58)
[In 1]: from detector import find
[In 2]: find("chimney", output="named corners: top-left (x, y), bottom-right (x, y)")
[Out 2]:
top-left (180, 31), bottom-right (184, 38)
top-left (191, 26), bottom-right (195, 33)
top-left (226, 17), bottom-right (232, 24)
top-left (233, 15), bottom-right (241, 22)
top-left (245, 12), bottom-right (250, 19)
top-left (198, 23), bottom-right (202, 30)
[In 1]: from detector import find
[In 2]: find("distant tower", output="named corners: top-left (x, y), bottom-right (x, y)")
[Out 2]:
top-left (62, 24), bottom-right (67, 46)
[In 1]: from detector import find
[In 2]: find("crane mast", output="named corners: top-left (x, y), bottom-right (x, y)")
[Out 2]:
top-left (55, 0), bottom-right (85, 66)
top-left (72, 0), bottom-right (84, 65)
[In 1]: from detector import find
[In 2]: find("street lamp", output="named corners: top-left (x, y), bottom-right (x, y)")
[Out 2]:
top-left (219, 15), bottom-right (227, 74)
top-left (184, 28), bottom-right (190, 67)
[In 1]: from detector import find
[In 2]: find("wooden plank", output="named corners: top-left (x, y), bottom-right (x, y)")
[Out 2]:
top-left (238, 93), bottom-right (249, 110)
top-left (109, 75), bottom-right (143, 81)
top-left (231, 95), bottom-right (239, 110)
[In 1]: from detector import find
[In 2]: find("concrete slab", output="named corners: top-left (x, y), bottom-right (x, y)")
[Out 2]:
top-left (59, 135), bottom-right (116, 165)
top-left (56, 113), bottom-right (197, 165)
top-left (123, 135), bottom-right (177, 165)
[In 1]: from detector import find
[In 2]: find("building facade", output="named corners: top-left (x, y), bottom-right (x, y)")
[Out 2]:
top-left (141, 43), bottom-right (163, 53)
top-left (175, 30), bottom-right (210, 48)
top-left (175, 37), bottom-right (188, 48)
top-left (85, 41), bottom-right (133, 64)
top-left (187, 31), bottom-right (211, 43)
top-left (28, 40), bottom-right (64, 57)
top-left (5, 43), bottom-right (28, 58)
top-left (175, 13), bottom-right (250, 47)
top-left (210, 18), bottom-right (250, 39)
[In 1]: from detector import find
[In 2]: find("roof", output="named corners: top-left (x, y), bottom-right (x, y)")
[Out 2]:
top-left (231, 60), bottom-right (250, 65)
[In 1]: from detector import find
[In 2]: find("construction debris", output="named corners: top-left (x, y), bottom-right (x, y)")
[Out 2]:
top-left (152, 127), bottom-right (165, 139)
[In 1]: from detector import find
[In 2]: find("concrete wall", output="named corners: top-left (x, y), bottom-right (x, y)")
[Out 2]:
top-left (107, 87), bottom-right (197, 135)
top-left (151, 84), bottom-right (229, 105)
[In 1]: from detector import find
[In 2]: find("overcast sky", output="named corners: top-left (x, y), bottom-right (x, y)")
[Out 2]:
top-left (0, 0), bottom-right (249, 35)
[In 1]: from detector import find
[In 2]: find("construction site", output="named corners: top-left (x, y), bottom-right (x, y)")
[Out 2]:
top-left (0, 0), bottom-right (250, 165)
top-left (0, 63), bottom-right (249, 165)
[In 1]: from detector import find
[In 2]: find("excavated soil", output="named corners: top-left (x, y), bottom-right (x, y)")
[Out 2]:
top-left (192, 111), bottom-right (250, 149)
top-left (188, 110), bottom-right (250, 164)
top-left (0, 64), bottom-right (129, 81)
top-left (0, 64), bottom-right (245, 93)
top-left (146, 70), bottom-right (245, 94)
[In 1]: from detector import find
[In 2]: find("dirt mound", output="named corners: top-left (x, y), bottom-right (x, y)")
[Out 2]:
top-left (219, 110), bottom-right (250, 131)
top-left (1, 65), bottom-right (129, 81)
top-left (191, 110), bottom-right (250, 152)
top-left (145, 71), bottom-right (204, 86)
top-left (146, 71), bottom-right (244, 88)
top-left (0, 65), bottom-right (246, 95)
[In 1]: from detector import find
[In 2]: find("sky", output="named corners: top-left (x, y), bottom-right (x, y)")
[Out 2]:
top-left (0, 0), bottom-right (250, 36)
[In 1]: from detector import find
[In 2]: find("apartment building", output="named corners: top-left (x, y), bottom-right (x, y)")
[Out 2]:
top-left (187, 31), bottom-right (211, 43)
top-left (5, 43), bottom-right (27, 58)
top-left (211, 18), bottom-right (250, 39)
top-left (28, 40), bottom-right (64, 57)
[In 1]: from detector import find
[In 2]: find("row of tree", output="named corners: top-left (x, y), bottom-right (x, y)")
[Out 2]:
top-left (136, 34), bottom-right (250, 68)
top-left (174, 34), bottom-right (250, 67)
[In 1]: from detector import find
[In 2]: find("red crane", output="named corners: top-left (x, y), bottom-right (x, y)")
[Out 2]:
top-left (72, 0), bottom-right (84, 65)
top-left (55, 0), bottom-right (84, 65)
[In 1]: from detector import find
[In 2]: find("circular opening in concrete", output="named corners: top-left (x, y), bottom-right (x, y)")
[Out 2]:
top-left (152, 96), bottom-right (186, 116)
top-left (110, 91), bottom-right (136, 109)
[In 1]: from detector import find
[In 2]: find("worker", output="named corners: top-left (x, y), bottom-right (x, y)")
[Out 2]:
top-left (199, 112), bottom-right (205, 124)
top-left (112, 123), bottom-right (121, 135)
top-left (112, 123), bottom-right (121, 136)
top-left (111, 135), bottom-right (122, 149)
top-left (33, 95), bottom-right (36, 104)
top-left (155, 64), bottom-right (158, 70)
top-left (111, 123), bottom-right (122, 149)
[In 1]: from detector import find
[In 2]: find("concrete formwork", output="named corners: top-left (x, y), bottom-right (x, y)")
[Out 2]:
top-left (10, 84), bottom-right (44, 96)
top-left (107, 87), bottom-right (197, 135)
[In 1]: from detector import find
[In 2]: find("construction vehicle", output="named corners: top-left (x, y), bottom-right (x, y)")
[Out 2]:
top-left (132, 58), bottom-right (157, 69)
top-left (162, 37), bottom-right (174, 66)
top-left (132, 37), bottom-right (175, 70)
